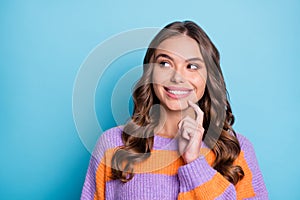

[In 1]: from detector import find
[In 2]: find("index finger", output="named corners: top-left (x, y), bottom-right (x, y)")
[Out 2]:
top-left (187, 100), bottom-right (204, 126)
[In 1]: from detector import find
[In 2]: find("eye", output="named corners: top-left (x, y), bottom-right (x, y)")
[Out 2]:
top-left (159, 61), bottom-right (171, 68)
top-left (187, 64), bottom-right (200, 70)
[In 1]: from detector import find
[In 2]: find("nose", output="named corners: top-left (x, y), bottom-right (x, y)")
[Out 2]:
top-left (170, 69), bottom-right (184, 83)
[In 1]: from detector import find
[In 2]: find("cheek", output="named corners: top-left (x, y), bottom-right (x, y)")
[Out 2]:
top-left (193, 76), bottom-right (206, 98)
top-left (152, 84), bottom-right (166, 104)
top-left (152, 68), bottom-right (166, 100)
top-left (152, 84), bottom-right (160, 96)
top-left (152, 67), bottom-right (169, 84)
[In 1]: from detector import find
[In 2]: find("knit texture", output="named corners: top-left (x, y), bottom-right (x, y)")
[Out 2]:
top-left (81, 126), bottom-right (268, 200)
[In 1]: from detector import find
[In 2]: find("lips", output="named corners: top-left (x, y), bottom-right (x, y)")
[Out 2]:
top-left (164, 86), bottom-right (193, 99)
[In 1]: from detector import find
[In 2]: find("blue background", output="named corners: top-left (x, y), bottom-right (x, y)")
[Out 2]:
top-left (1, 0), bottom-right (299, 199)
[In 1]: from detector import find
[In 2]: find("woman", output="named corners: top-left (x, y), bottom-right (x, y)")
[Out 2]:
top-left (81, 21), bottom-right (268, 199)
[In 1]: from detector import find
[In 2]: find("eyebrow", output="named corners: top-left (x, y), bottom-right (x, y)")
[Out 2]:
top-left (155, 53), bottom-right (204, 63)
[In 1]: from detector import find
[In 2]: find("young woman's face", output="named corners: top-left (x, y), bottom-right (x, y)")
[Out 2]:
top-left (152, 35), bottom-right (207, 111)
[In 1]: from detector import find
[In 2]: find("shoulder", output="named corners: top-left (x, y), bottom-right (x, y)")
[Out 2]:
top-left (234, 132), bottom-right (260, 166)
top-left (91, 126), bottom-right (124, 160)
top-left (235, 132), bottom-right (255, 152)
top-left (100, 126), bottom-right (124, 144)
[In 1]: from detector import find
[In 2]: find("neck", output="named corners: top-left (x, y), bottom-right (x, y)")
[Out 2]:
top-left (154, 105), bottom-right (195, 138)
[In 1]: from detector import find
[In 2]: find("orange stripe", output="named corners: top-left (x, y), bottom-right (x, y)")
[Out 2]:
top-left (178, 172), bottom-right (231, 200)
top-left (234, 151), bottom-right (255, 199)
top-left (94, 148), bottom-right (255, 199)
top-left (134, 150), bottom-right (184, 175)
top-left (203, 149), bottom-right (216, 166)
top-left (95, 148), bottom-right (216, 182)
top-left (94, 161), bottom-right (106, 200)
top-left (98, 148), bottom-right (184, 175)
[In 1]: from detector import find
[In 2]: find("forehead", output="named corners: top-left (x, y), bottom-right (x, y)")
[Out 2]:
top-left (155, 35), bottom-right (203, 60)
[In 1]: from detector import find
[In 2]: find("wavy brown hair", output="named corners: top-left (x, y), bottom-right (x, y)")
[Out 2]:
top-left (111, 21), bottom-right (244, 185)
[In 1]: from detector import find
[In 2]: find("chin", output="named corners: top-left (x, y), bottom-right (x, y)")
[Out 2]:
top-left (164, 101), bottom-right (189, 111)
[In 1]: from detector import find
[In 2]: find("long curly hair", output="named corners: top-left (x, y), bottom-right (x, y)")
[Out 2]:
top-left (111, 21), bottom-right (244, 185)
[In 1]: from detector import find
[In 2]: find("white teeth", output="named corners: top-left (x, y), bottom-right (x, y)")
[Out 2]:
top-left (168, 90), bottom-right (189, 95)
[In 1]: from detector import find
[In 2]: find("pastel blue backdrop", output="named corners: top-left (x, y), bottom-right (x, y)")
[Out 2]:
top-left (1, 0), bottom-right (299, 199)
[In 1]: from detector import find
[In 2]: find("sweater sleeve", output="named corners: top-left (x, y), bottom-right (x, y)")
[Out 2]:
top-left (177, 134), bottom-right (268, 200)
top-left (80, 136), bottom-right (108, 200)
top-left (81, 154), bottom-right (104, 200)
top-left (80, 127), bottom-right (123, 200)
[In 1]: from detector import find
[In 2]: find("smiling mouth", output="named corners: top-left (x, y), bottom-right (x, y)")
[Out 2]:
top-left (164, 86), bottom-right (193, 99)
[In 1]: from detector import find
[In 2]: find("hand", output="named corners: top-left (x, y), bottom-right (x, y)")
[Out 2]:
top-left (178, 100), bottom-right (205, 164)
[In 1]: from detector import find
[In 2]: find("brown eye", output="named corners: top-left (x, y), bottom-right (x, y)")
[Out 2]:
top-left (187, 64), bottom-right (199, 70)
top-left (159, 61), bottom-right (171, 68)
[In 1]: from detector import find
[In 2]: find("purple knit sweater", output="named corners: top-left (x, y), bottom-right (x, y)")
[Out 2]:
top-left (81, 126), bottom-right (268, 199)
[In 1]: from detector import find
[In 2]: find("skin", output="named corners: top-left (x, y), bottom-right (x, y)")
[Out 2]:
top-left (152, 35), bottom-right (207, 164)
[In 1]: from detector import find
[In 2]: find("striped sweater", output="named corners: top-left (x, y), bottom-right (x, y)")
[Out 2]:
top-left (81, 126), bottom-right (268, 200)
